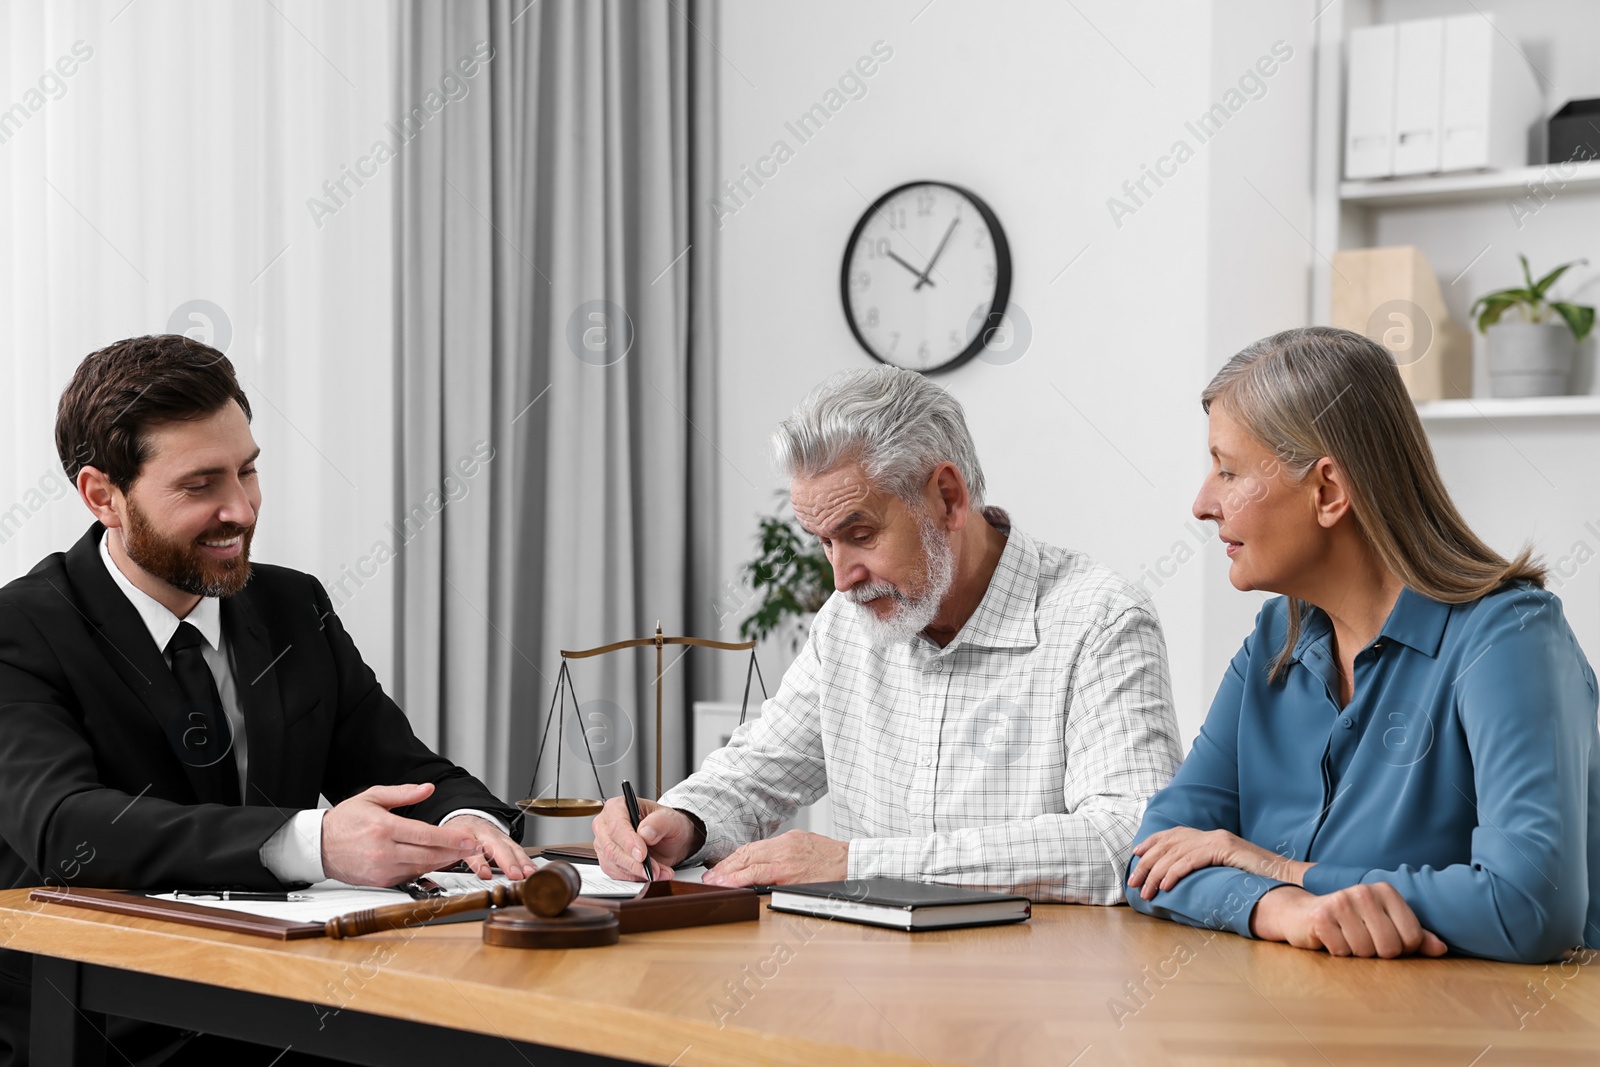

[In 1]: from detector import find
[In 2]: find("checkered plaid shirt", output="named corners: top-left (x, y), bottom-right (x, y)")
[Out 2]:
top-left (663, 514), bottom-right (1182, 903)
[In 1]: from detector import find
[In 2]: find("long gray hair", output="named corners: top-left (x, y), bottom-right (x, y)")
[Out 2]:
top-left (773, 366), bottom-right (986, 507)
top-left (1203, 326), bottom-right (1545, 682)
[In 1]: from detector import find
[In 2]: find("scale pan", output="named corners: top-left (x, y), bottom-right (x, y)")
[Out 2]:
top-left (519, 797), bottom-right (604, 817)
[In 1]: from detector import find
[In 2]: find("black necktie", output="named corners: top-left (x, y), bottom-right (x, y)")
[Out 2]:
top-left (166, 622), bottom-right (241, 805)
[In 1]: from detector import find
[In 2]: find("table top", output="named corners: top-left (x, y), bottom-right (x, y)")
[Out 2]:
top-left (3, 886), bottom-right (1597, 1066)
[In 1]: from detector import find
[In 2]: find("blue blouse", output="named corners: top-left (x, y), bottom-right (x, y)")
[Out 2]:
top-left (1126, 583), bottom-right (1600, 963)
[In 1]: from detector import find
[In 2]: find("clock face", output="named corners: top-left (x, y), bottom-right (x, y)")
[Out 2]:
top-left (841, 181), bottom-right (1011, 375)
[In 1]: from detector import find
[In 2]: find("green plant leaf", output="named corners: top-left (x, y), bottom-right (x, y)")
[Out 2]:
top-left (737, 508), bottom-right (834, 644)
top-left (1519, 253), bottom-right (1535, 292)
top-left (1470, 288), bottom-right (1534, 311)
top-left (1532, 258), bottom-right (1586, 299)
top-left (1551, 301), bottom-right (1596, 343)
top-left (1472, 294), bottom-right (1525, 334)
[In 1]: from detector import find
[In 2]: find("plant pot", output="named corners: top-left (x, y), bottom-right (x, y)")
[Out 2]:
top-left (1485, 321), bottom-right (1577, 398)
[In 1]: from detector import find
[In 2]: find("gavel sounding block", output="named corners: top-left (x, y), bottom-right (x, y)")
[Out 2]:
top-left (482, 861), bottom-right (619, 948)
top-left (483, 904), bottom-right (620, 948)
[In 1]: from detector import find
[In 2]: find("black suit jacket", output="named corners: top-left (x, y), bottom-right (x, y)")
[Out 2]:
top-left (0, 523), bottom-right (521, 901)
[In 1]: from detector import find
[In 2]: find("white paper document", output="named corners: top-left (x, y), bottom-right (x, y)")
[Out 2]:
top-left (531, 856), bottom-right (706, 897)
top-left (147, 882), bottom-right (415, 923)
top-left (148, 870), bottom-right (524, 923)
top-left (149, 858), bottom-right (708, 920)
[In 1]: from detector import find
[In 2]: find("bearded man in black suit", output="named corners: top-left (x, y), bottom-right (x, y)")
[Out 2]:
top-left (0, 334), bottom-right (530, 1066)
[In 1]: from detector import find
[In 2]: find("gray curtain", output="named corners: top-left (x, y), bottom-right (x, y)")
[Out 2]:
top-left (393, 0), bottom-right (720, 844)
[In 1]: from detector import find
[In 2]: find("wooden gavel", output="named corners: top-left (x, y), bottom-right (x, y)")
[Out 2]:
top-left (325, 861), bottom-right (582, 939)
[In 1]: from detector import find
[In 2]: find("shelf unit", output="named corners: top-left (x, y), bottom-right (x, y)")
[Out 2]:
top-left (1415, 395), bottom-right (1600, 420)
top-left (1311, 2), bottom-right (1600, 419)
top-left (1339, 159), bottom-right (1600, 208)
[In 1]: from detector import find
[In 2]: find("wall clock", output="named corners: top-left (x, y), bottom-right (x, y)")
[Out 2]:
top-left (840, 180), bottom-right (1012, 375)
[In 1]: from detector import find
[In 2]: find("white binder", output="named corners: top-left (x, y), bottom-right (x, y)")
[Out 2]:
top-left (1440, 13), bottom-right (1541, 172)
top-left (1345, 24), bottom-right (1397, 179)
top-left (1392, 19), bottom-right (1444, 175)
top-left (1346, 13), bottom-right (1542, 179)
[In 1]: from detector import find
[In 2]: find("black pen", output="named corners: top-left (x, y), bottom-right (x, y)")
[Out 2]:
top-left (173, 891), bottom-right (312, 902)
top-left (620, 779), bottom-right (654, 882)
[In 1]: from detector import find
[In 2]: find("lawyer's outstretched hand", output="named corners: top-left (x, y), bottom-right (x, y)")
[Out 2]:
top-left (320, 782), bottom-right (523, 886)
top-left (444, 813), bottom-right (536, 881)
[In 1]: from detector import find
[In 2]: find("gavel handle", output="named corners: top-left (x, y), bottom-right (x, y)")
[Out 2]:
top-left (325, 883), bottom-right (519, 939)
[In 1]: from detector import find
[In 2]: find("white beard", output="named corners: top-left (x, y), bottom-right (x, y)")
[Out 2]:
top-left (846, 514), bottom-right (957, 649)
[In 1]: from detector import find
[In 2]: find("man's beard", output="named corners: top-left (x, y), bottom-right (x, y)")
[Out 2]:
top-left (123, 499), bottom-right (255, 599)
top-left (845, 514), bottom-right (956, 648)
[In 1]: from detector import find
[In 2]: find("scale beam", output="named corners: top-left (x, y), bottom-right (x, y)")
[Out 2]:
top-left (525, 625), bottom-right (765, 809)
top-left (560, 635), bottom-right (759, 658)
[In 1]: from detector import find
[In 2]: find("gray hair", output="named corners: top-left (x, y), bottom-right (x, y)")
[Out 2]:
top-left (772, 366), bottom-right (986, 508)
top-left (1203, 325), bottom-right (1543, 682)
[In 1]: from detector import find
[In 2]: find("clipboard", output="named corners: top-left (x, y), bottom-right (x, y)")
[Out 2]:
top-left (538, 844), bottom-right (600, 865)
top-left (30, 877), bottom-right (760, 940)
top-left (28, 886), bottom-right (327, 940)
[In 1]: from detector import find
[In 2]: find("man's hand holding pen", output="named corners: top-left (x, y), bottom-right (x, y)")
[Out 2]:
top-left (592, 795), bottom-right (696, 881)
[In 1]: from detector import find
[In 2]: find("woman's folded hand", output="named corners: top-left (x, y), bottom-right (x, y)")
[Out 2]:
top-left (1128, 826), bottom-right (1310, 900)
top-left (1252, 883), bottom-right (1449, 958)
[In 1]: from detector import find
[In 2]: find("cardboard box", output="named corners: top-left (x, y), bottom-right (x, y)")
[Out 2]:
top-left (1331, 245), bottom-right (1472, 402)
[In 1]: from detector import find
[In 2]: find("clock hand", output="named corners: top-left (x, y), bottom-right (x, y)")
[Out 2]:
top-left (885, 250), bottom-right (935, 287)
top-left (914, 218), bottom-right (960, 291)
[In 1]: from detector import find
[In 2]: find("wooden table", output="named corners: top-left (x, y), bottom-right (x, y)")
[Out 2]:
top-left (3, 886), bottom-right (1598, 1066)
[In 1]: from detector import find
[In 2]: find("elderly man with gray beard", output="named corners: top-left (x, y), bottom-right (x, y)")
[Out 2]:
top-left (592, 367), bottom-right (1183, 902)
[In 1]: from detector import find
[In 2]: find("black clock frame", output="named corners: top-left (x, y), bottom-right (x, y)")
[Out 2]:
top-left (839, 180), bottom-right (1013, 376)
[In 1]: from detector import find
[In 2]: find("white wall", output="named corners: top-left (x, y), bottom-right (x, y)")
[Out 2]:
top-left (1198, 4), bottom-right (1320, 700)
top-left (710, 0), bottom-right (1318, 744)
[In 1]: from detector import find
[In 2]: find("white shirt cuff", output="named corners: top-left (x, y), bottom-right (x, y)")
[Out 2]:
top-left (260, 809), bottom-right (327, 885)
top-left (440, 808), bottom-right (511, 835)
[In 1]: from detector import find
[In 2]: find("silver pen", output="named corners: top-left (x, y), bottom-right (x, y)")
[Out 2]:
top-left (173, 891), bottom-right (313, 902)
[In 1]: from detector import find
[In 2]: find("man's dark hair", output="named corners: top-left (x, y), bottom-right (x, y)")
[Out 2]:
top-left (56, 334), bottom-right (253, 491)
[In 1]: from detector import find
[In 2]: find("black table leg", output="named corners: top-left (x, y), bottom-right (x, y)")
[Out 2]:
top-left (27, 958), bottom-right (639, 1066)
top-left (30, 956), bottom-right (107, 1067)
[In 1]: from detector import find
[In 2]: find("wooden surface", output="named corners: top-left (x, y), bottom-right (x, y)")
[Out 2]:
top-left (3, 887), bottom-right (1598, 1066)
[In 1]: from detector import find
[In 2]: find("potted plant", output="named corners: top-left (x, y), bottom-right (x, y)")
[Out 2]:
top-left (738, 507), bottom-right (834, 653)
top-left (1470, 255), bottom-right (1594, 397)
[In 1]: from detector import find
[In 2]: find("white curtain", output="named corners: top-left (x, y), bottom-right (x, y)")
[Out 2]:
top-left (0, 1), bottom-right (406, 709)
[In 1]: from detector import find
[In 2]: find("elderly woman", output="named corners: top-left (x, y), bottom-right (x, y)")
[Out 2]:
top-left (1126, 326), bottom-right (1599, 963)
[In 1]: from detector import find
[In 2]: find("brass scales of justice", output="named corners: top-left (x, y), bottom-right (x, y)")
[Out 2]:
top-left (520, 623), bottom-right (769, 814)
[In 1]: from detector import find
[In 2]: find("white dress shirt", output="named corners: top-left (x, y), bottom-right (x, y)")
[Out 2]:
top-left (99, 533), bottom-right (503, 885)
top-left (660, 513), bottom-right (1184, 903)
